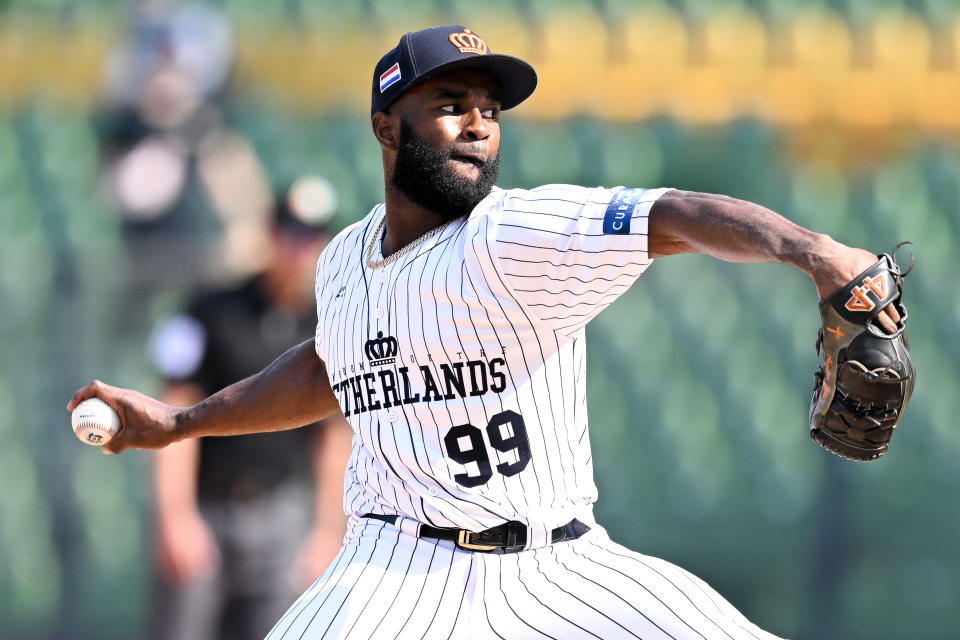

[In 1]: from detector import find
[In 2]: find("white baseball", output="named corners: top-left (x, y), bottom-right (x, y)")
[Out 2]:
top-left (71, 398), bottom-right (122, 446)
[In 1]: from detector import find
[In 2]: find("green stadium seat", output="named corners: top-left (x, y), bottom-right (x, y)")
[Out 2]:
top-left (511, 120), bottom-right (583, 187)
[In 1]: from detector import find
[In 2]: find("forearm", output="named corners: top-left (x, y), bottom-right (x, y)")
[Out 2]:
top-left (646, 189), bottom-right (898, 311)
top-left (154, 383), bottom-right (205, 515)
top-left (312, 416), bottom-right (352, 530)
top-left (154, 439), bottom-right (201, 517)
top-left (176, 339), bottom-right (339, 441)
top-left (648, 190), bottom-right (833, 276)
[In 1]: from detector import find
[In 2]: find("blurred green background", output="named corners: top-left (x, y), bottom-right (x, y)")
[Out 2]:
top-left (1, 1), bottom-right (958, 639)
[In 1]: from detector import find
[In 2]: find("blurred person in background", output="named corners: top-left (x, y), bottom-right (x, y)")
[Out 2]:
top-left (93, 8), bottom-right (354, 638)
top-left (148, 177), bottom-right (352, 640)
top-left (95, 8), bottom-right (354, 637)
top-left (95, 2), bottom-right (272, 302)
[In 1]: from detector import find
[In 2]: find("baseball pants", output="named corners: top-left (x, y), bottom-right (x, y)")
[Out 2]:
top-left (265, 516), bottom-right (785, 640)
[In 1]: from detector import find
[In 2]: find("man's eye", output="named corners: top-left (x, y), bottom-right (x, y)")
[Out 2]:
top-left (482, 108), bottom-right (498, 119)
top-left (440, 105), bottom-right (457, 113)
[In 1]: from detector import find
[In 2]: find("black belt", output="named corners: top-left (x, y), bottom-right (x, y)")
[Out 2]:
top-left (363, 513), bottom-right (590, 554)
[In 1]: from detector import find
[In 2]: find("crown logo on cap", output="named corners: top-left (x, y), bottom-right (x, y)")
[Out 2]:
top-left (448, 28), bottom-right (488, 55)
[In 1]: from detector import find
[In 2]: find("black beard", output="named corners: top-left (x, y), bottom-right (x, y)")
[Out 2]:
top-left (391, 118), bottom-right (501, 222)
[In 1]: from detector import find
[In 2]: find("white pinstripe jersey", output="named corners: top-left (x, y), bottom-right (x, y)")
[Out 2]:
top-left (314, 184), bottom-right (669, 538)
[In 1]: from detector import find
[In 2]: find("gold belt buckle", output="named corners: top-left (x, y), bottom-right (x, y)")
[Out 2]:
top-left (457, 530), bottom-right (499, 552)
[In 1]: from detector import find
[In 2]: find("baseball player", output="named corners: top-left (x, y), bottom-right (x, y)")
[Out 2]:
top-left (69, 26), bottom-right (904, 639)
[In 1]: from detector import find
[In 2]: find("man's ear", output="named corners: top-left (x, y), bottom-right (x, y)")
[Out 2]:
top-left (372, 112), bottom-right (398, 151)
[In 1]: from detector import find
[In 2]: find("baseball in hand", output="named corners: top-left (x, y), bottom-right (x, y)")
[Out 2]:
top-left (71, 398), bottom-right (122, 446)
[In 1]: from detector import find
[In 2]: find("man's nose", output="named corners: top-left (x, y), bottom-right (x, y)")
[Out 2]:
top-left (461, 108), bottom-right (490, 141)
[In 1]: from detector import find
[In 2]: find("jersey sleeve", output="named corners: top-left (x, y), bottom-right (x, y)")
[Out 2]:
top-left (479, 184), bottom-right (670, 337)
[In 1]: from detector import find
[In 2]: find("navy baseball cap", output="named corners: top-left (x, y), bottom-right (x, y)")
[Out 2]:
top-left (371, 25), bottom-right (537, 117)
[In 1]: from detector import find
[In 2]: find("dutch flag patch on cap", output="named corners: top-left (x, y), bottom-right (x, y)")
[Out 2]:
top-left (379, 62), bottom-right (401, 93)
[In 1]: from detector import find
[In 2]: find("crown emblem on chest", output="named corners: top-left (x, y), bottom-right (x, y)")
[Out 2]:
top-left (449, 28), bottom-right (488, 55)
top-left (365, 331), bottom-right (398, 367)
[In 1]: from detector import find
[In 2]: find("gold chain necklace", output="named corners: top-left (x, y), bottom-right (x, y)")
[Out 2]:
top-left (364, 213), bottom-right (449, 270)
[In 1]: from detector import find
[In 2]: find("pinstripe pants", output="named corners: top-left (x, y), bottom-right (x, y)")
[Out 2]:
top-left (266, 516), bottom-right (785, 640)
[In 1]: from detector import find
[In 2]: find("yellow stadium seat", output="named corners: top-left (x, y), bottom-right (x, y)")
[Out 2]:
top-left (602, 5), bottom-right (689, 121)
top-left (680, 7), bottom-right (768, 123)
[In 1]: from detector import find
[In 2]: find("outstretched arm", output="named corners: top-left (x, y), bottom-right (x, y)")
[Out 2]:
top-left (67, 339), bottom-right (340, 454)
top-left (649, 190), bottom-right (900, 333)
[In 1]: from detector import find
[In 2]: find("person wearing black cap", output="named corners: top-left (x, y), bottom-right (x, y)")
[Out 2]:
top-left (71, 25), bottom-right (902, 639)
top-left (147, 179), bottom-right (352, 640)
